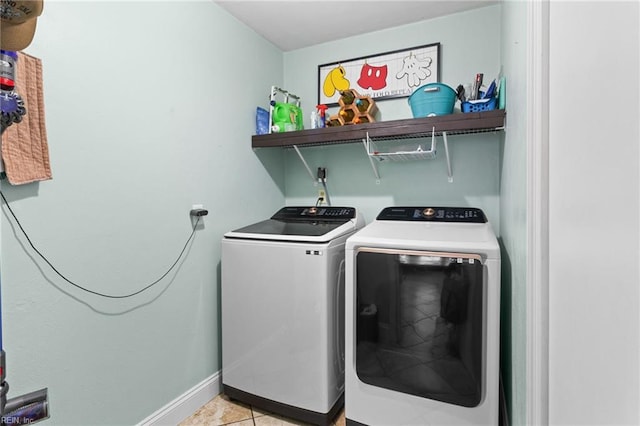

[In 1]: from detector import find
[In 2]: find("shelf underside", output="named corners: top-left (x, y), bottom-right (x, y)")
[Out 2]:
top-left (252, 109), bottom-right (506, 148)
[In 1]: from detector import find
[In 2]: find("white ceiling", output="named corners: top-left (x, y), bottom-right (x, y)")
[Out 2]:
top-left (215, 1), bottom-right (499, 51)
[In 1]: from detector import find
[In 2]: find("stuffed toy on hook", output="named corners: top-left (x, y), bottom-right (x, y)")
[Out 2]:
top-left (0, 0), bottom-right (43, 134)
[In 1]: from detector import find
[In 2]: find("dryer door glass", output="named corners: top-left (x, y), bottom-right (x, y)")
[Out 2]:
top-left (355, 248), bottom-right (484, 407)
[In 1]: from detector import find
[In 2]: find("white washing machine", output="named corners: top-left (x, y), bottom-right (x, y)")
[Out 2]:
top-left (344, 207), bottom-right (500, 426)
top-left (222, 206), bottom-right (365, 425)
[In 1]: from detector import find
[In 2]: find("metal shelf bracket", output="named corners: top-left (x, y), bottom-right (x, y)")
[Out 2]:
top-left (293, 145), bottom-right (317, 183)
top-left (443, 131), bottom-right (453, 183)
top-left (362, 132), bottom-right (381, 183)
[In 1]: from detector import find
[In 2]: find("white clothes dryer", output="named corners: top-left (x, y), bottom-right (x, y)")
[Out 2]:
top-left (344, 207), bottom-right (500, 425)
top-left (222, 206), bottom-right (365, 425)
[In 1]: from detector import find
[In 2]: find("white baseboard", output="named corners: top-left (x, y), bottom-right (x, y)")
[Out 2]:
top-left (138, 371), bottom-right (222, 426)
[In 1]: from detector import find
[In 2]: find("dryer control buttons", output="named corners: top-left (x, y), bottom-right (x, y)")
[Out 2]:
top-left (377, 207), bottom-right (487, 223)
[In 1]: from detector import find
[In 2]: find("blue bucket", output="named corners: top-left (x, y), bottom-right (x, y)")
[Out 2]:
top-left (408, 83), bottom-right (456, 118)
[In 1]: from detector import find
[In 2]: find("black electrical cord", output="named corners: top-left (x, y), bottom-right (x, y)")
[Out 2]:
top-left (0, 189), bottom-right (200, 299)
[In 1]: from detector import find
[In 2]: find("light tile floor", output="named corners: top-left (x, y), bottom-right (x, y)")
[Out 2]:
top-left (180, 394), bottom-right (345, 426)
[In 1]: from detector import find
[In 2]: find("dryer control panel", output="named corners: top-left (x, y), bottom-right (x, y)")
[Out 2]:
top-left (376, 207), bottom-right (487, 223)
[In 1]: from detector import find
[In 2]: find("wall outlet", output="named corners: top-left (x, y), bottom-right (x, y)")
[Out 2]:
top-left (318, 189), bottom-right (326, 202)
top-left (190, 204), bottom-right (208, 218)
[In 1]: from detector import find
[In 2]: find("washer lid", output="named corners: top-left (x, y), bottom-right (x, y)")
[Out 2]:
top-left (224, 206), bottom-right (360, 242)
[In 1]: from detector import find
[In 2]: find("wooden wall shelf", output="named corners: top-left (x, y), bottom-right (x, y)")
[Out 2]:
top-left (252, 109), bottom-right (506, 149)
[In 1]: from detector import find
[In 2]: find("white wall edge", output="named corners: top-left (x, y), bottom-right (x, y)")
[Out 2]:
top-left (525, 0), bottom-right (550, 425)
top-left (137, 371), bottom-right (222, 426)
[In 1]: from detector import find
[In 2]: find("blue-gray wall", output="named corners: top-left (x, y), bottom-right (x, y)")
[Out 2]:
top-left (1, 2), bottom-right (284, 425)
top-left (282, 6), bottom-right (503, 226)
top-left (499, 2), bottom-right (527, 425)
top-left (0, 2), bottom-right (530, 425)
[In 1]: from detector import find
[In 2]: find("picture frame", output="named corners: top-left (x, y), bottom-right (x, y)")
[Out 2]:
top-left (318, 42), bottom-right (440, 107)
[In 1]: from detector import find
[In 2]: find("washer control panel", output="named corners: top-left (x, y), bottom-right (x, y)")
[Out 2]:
top-left (376, 207), bottom-right (487, 223)
top-left (271, 206), bottom-right (356, 221)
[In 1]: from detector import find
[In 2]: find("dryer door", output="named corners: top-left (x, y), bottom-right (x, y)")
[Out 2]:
top-left (354, 247), bottom-right (485, 407)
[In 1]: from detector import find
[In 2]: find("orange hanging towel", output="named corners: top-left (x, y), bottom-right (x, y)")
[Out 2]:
top-left (1, 51), bottom-right (52, 185)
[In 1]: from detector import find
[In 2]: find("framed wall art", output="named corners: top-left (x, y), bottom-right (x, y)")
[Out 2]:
top-left (318, 42), bottom-right (440, 107)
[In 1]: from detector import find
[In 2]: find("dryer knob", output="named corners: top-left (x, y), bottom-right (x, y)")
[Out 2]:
top-left (308, 207), bottom-right (318, 215)
top-left (422, 208), bottom-right (436, 218)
